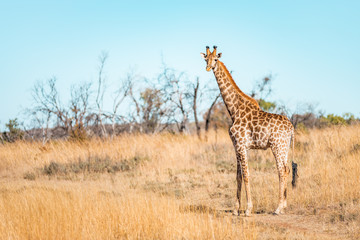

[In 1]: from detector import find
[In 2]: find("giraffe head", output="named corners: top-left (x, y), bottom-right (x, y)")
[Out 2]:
top-left (200, 46), bottom-right (222, 72)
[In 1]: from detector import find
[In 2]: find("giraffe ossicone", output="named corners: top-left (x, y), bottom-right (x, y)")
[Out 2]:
top-left (201, 46), bottom-right (295, 216)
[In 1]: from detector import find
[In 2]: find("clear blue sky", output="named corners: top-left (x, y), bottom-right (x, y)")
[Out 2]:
top-left (1, 1), bottom-right (359, 129)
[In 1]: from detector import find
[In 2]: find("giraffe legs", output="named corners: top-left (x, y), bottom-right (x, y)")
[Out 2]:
top-left (272, 146), bottom-right (290, 215)
top-left (242, 155), bottom-right (253, 217)
top-left (231, 134), bottom-right (252, 216)
top-left (233, 152), bottom-right (243, 216)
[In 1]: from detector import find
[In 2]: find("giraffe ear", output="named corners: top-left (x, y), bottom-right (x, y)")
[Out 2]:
top-left (200, 53), bottom-right (207, 59)
top-left (217, 53), bottom-right (222, 58)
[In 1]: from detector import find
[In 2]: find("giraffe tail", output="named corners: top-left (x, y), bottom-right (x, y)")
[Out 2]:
top-left (291, 130), bottom-right (299, 188)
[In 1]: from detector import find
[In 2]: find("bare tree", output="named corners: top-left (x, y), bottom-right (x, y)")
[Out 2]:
top-left (204, 93), bottom-right (221, 132)
top-left (160, 66), bottom-right (192, 133)
top-left (69, 81), bottom-right (92, 139)
top-left (127, 77), bottom-right (142, 132)
top-left (29, 111), bottom-right (51, 143)
top-left (30, 77), bottom-right (93, 139)
top-left (128, 85), bottom-right (168, 133)
top-left (125, 73), bottom-right (171, 133)
top-left (250, 74), bottom-right (273, 101)
top-left (190, 77), bottom-right (201, 139)
top-left (95, 51), bottom-right (108, 137)
top-left (106, 73), bottom-right (133, 136)
top-left (31, 77), bottom-right (70, 136)
top-left (250, 74), bottom-right (277, 112)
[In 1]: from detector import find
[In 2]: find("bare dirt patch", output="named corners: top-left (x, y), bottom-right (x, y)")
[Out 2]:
top-left (226, 212), bottom-right (352, 239)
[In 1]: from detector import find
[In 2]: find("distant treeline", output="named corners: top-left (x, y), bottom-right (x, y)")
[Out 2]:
top-left (1, 53), bottom-right (358, 143)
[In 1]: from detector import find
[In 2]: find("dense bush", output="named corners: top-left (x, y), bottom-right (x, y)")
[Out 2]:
top-left (1, 119), bottom-right (24, 143)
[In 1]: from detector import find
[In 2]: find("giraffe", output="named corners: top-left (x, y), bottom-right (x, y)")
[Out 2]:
top-left (201, 46), bottom-right (295, 216)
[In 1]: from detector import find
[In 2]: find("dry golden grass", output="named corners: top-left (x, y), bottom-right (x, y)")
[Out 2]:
top-left (0, 125), bottom-right (360, 239)
top-left (0, 184), bottom-right (258, 240)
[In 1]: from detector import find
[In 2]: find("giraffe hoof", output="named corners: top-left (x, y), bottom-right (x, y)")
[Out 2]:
top-left (245, 210), bottom-right (252, 217)
top-left (232, 209), bottom-right (239, 216)
top-left (273, 208), bottom-right (285, 215)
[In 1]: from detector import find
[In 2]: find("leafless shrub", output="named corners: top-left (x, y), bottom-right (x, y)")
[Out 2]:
top-left (94, 51), bottom-right (109, 137)
top-left (159, 66), bottom-right (192, 133)
top-left (29, 77), bottom-right (92, 140)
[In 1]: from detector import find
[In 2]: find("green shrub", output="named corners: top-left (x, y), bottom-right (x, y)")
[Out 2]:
top-left (1, 118), bottom-right (24, 143)
top-left (320, 113), bottom-right (356, 126)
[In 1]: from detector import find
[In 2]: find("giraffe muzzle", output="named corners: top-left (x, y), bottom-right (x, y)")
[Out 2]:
top-left (206, 66), bottom-right (212, 72)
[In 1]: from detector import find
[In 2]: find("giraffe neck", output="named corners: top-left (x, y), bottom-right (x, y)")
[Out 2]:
top-left (213, 61), bottom-right (260, 122)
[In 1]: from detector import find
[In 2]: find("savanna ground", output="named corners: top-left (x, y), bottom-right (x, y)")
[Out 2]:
top-left (0, 125), bottom-right (360, 239)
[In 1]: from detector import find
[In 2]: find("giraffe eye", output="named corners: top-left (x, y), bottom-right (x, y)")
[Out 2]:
top-left (215, 59), bottom-right (218, 61)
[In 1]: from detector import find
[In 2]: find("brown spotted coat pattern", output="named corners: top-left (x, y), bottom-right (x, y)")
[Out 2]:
top-left (201, 46), bottom-right (294, 216)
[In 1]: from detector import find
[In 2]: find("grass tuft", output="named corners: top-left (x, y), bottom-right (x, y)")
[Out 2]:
top-left (42, 155), bottom-right (147, 178)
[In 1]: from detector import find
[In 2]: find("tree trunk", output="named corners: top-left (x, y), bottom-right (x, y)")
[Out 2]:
top-left (205, 93), bottom-right (221, 132)
top-left (193, 78), bottom-right (201, 139)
